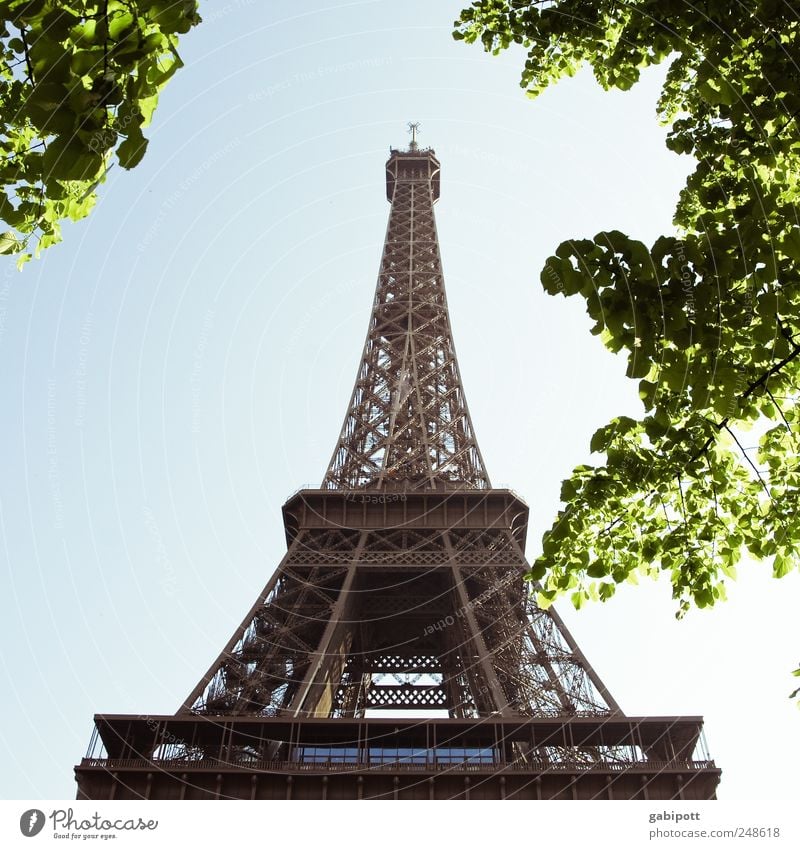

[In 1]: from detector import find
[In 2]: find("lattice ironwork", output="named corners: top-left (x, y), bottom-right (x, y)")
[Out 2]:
top-left (366, 683), bottom-right (449, 708)
top-left (459, 562), bottom-right (617, 716)
top-left (184, 543), bottom-right (352, 716)
top-left (323, 148), bottom-right (489, 492)
top-left (450, 528), bottom-right (524, 564)
top-left (363, 529), bottom-right (447, 551)
top-left (358, 529), bottom-right (448, 565)
top-left (184, 524), bottom-right (617, 722)
top-left (285, 529), bottom-right (361, 564)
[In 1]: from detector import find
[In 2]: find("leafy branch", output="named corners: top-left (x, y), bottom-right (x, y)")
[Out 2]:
top-left (0, 0), bottom-right (202, 264)
top-left (455, 1), bottom-right (800, 622)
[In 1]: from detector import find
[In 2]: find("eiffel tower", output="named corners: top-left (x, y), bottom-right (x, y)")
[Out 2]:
top-left (75, 127), bottom-right (720, 801)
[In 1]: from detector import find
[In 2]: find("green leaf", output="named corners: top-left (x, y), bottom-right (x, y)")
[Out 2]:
top-left (589, 426), bottom-right (609, 453)
top-left (0, 230), bottom-right (20, 254)
top-left (626, 351), bottom-right (651, 379)
top-left (780, 229), bottom-right (800, 263)
top-left (774, 555), bottom-right (793, 579)
top-left (527, 560), bottom-right (546, 582)
top-left (535, 590), bottom-right (556, 609)
top-left (559, 478), bottom-right (578, 501)
top-left (586, 560), bottom-right (607, 579)
top-left (43, 135), bottom-right (104, 182)
top-left (117, 130), bottom-right (149, 170)
top-left (598, 583), bottom-right (616, 601)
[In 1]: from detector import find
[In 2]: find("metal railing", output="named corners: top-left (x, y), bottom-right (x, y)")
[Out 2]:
top-left (80, 757), bottom-right (717, 774)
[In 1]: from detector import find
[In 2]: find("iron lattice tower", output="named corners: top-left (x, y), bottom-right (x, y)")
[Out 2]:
top-left (75, 134), bottom-right (720, 800)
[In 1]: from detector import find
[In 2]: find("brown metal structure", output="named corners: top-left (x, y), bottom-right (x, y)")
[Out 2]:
top-left (75, 133), bottom-right (720, 800)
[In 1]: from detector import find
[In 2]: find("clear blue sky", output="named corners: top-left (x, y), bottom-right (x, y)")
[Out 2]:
top-left (1, 1), bottom-right (797, 800)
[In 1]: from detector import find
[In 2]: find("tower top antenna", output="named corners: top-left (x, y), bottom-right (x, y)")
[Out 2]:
top-left (407, 121), bottom-right (421, 150)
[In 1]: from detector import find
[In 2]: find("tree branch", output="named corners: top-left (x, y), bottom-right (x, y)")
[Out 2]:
top-left (766, 386), bottom-right (793, 437)
top-left (723, 424), bottom-right (773, 503)
top-left (19, 27), bottom-right (34, 84)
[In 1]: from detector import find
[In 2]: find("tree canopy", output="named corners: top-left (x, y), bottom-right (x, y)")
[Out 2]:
top-left (454, 1), bottom-right (800, 649)
top-left (0, 0), bottom-right (200, 264)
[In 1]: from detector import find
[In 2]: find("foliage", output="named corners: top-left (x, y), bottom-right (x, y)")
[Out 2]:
top-left (0, 0), bottom-right (201, 264)
top-left (454, 1), bottom-right (800, 644)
